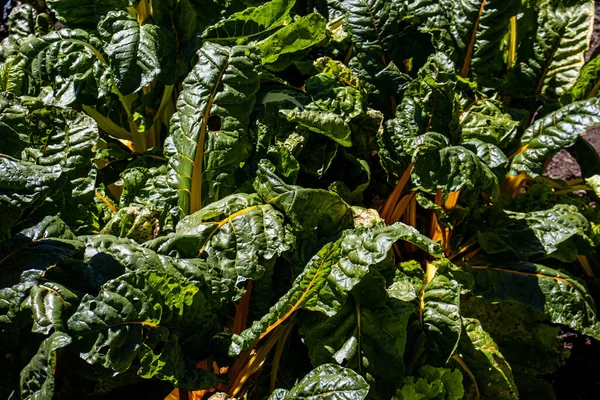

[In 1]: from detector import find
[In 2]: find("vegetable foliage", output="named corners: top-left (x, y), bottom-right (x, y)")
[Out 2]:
top-left (1, 0), bottom-right (600, 399)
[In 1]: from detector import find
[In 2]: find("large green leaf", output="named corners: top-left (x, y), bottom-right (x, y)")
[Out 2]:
top-left (23, 281), bottom-right (79, 335)
top-left (19, 29), bottom-right (107, 106)
top-left (459, 100), bottom-right (522, 149)
top-left (202, 0), bottom-right (296, 44)
top-left (471, 262), bottom-right (600, 340)
top-left (269, 364), bottom-right (369, 400)
top-left (18, 102), bottom-right (99, 232)
top-left (254, 159), bottom-right (354, 236)
top-left (389, 260), bottom-right (472, 366)
top-left (342, 0), bottom-right (400, 91)
top-left (165, 41), bottom-right (260, 214)
top-left (510, 97), bottom-right (600, 176)
top-left (455, 318), bottom-right (518, 400)
top-left (145, 193), bottom-right (293, 300)
top-left (67, 269), bottom-right (217, 388)
top-left (230, 222), bottom-right (442, 353)
top-left (449, 0), bottom-right (520, 84)
top-left (257, 13), bottom-right (327, 69)
top-left (280, 109), bottom-right (352, 147)
top-left (412, 144), bottom-right (499, 196)
top-left (19, 332), bottom-right (72, 400)
top-left (302, 293), bottom-right (412, 399)
top-left (478, 204), bottom-right (593, 262)
top-left (512, 0), bottom-right (594, 98)
top-left (566, 52), bottom-right (600, 101)
top-left (462, 297), bottom-right (569, 376)
top-left (97, 11), bottom-right (165, 95)
top-left (0, 156), bottom-right (65, 239)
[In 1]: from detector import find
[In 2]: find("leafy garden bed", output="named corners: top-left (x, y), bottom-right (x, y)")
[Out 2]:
top-left (2, 1), bottom-right (600, 399)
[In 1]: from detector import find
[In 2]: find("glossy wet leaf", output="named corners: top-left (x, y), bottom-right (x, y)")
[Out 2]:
top-left (19, 332), bottom-right (72, 400)
top-left (510, 97), bottom-right (600, 176)
top-left (471, 262), bottom-right (600, 340)
top-left (166, 41), bottom-right (260, 213)
top-left (269, 364), bottom-right (369, 400)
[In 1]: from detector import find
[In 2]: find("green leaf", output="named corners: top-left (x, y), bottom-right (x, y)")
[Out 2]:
top-left (254, 159), bottom-right (354, 236)
top-left (67, 269), bottom-right (217, 388)
top-left (342, 0), bottom-right (399, 89)
top-left (455, 318), bottom-right (518, 400)
top-left (257, 13), bottom-right (327, 69)
top-left (231, 222), bottom-right (441, 353)
top-left (102, 206), bottom-right (159, 243)
top-left (478, 204), bottom-right (593, 262)
top-left (19, 29), bottom-right (107, 106)
top-left (0, 55), bottom-right (27, 95)
top-left (462, 297), bottom-right (569, 376)
top-left (471, 262), bottom-right (600, 340)
top-left (19, 332), bottom-right (72, 400)
top-left (281, 109), bottom-right (352, 147)
top-left (510, 97), bottom-right (600, 176)
top-left (145, 193), bottom-right (293, 299)
top-left (514, 0), bottom-right (594, 98)
top-left (302, 295), bottom-right (412, 399)
top-left (394, 365), bottom-right (464, 400)
top-left (390, 260), bottom-right (472, 366)
top-left (449, 0), bottom-right (520, 83)
top-left (566, 51), bottom-right (600, 101)
top-left (24, 281), bottom-right (79, 335)
top-left (46, 0), bottom-right (132, 30)
top-left (202, 0), bottom-right (296, 44)
top-left (412, 144), bottom-right (499, 195)
top-left (166, 41), bottom-right (261, 213)
top-left (79, 234), bottom-right (206, 284)
top-left (97, 11), bottom-right (165, 95)
top-left (460, 100), bottom-right (521, 148)
top-left (269, 364), bottom-right (369, 400)
top-left (0, 156), bottom-right (65, 239)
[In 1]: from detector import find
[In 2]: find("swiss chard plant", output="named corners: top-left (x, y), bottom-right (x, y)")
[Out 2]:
top-left (2, 0), bottom-right (600, 399)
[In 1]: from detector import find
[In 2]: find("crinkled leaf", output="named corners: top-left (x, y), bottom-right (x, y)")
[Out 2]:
top-left (19, 332), bottom-right (72, 400)
top-left (471, 262), bottom-right (600, 340)
top-left (67, 269), bottom-right (217, 387)
top-left (257, 13), bottom-right (327, 69)
top-left (254, 159), bottom-right (353, 236)
top-left (478, 204), bottom-right (593, 262)
top-left (145, 193), bottom-right (293, 300)
top-left (513, 0), bottom-right (594, 98)
top-left (269, 364), bottom-right (369, 400)
top-left (231, 222), bottom-right (442, 353)
top-left (510, 97), bottom-right (600, 176)
top-left (202, 0), bottom-right (296, 44)
top-left (450, 0), bottom-right (520, 84)
top-left (456, 317), bottom-right (518, 400)
top-left (394, 365), bottom-right (464, 400)
top-left (166, 41), bottom-right (260, 213)
top-left (412, 145), bottom-right (499, 196)
top-left (97, 11), bottom-right (165, 95)
top-left (302, 295), bottom-right (412, 399)
top-left (460, 100), bottom-right (521, 148)
top-left (24, 282), bottom-right (79, 335)
top-left (0, 156), bottom-right (65, 239)
top-left (19, 29), bottom-right (107, 106)
top-left (281, 109), bottom-right (352, 147)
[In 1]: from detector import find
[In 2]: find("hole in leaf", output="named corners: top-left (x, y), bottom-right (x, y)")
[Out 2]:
top-left (89, 301), bottom-right (97, 311)
top-left (98, 345), bottom-right (109, 355)
top-left (207, 115), bottom-right (221, 132)
top-left (486, 119), bottom-right (492, 126)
